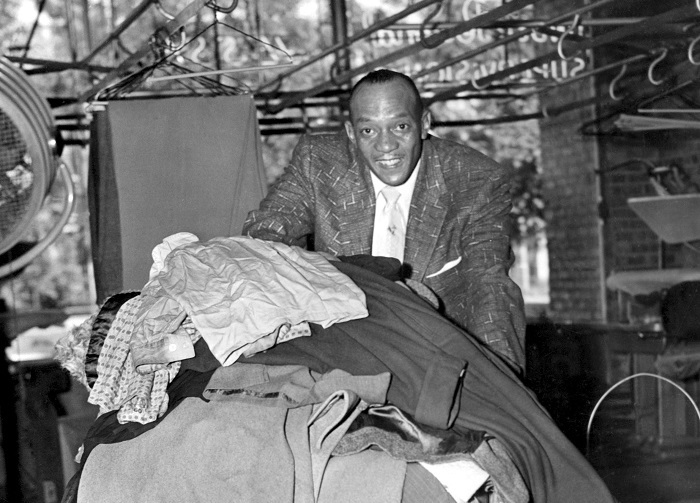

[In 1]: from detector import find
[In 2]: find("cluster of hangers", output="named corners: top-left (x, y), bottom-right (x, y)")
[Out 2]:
top-left (86, 0), bottom-right (294, 109)
top-left (571, 2), bottom-right (700, 136)
top-left (578, 43), bottom-right (700, 137)
top-left (580, 78), bottom-right (700, 136)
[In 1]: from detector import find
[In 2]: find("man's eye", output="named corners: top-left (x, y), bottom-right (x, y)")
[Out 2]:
top-left (396, 124), bottom-right (409, 130)
top-left (361, 128), bottom-right (374, 135)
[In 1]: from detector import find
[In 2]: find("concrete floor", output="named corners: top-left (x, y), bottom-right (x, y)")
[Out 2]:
top-left (592, 449), bottom-right (700, 503)
top-left (586, 432), bottom-right (700, 503)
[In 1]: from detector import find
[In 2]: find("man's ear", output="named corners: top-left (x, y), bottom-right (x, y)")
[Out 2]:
top-left (344, 121), bottom-right (356, 144)
top-left (421, 110), bottom-right (432, 139)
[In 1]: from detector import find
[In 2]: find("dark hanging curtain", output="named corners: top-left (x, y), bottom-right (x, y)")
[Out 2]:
top-left (88, 95), bottom-right (267, 303)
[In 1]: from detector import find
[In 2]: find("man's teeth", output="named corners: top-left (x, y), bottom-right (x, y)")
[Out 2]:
top-left (377, 159), bottom-right (400, 166)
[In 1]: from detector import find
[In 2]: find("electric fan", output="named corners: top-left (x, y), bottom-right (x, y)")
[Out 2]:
top-left (0, 56), bottom-right (74, 278)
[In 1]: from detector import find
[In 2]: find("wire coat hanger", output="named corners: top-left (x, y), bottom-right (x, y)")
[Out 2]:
top-left (147, 16), bottom-right (294, 83)
top-left (87, 0), bottom-right (292, 103)
top-left (608, 63), bottom-right (627, 101)
top-left (557, 14), bottom-right (582, 61)
top-left (647, 48), bottom-right (668, 86)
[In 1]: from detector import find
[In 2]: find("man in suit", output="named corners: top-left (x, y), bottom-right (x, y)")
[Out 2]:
top-left (243, 69), bottom-right (526, 373)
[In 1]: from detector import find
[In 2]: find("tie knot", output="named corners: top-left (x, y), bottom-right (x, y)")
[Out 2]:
top-left (381, 186), bottom-right (401, 205)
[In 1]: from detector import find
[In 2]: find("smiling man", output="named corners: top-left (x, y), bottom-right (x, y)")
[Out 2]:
top-left (345, 71), bottom-right (430, 187)
top-left (243, 69), bottom-right (526, 373)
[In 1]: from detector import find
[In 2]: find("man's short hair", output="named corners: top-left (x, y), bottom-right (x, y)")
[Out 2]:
top-left (348, 69), bottom-right (423, 117)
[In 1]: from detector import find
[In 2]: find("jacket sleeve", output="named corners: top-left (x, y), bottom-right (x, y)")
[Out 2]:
top-left (242, 135), bottom-right (316, 246)
top-left (431, 159), bottom-right (526, 374)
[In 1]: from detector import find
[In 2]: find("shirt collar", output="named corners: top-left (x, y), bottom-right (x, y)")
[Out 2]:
top-left (370, 159), bottom-right (422, 201)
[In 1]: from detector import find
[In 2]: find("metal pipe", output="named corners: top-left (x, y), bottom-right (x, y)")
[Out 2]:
top-left (257, 0), bottom-right (442, 91)
top-left (382, 17), bottom-right (673, 30)
top-left (433, 114), bottom-right (540, 127)
top-left (21, 0), bottom-right (49, 59)
top-left (213, 15), bottom-right (222, 76)
top-left (259, 125), bottom-right (340, 136)
top-left (415, 0), bottom-right (618, 81)
top-left (257, 94), bottom-right (603, 134)
top-left (63, 0), bottom-right (79, 62)
top-left (81, 0), bottom-right (95, 53)
top-left (81, 0), bottom-right (156, 65)
top-left (5, 56), bottom-right (115, 74)
top-left (330, 0), bottom-right (350, 75)
top-left (527, 53), bottom-right (651, 98)
top-left (148, 62), bottom-right (294, 81)
top-left (432, 95), bottom-right (604, 128)
top-left (580, 75), bottom-right (698, 135)
top-left (427, 4), bottom-right (698, 104)
top-left (266, 0), bottom-right (543, 114)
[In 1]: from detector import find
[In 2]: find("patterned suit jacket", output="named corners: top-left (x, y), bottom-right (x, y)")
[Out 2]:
top-left (243, 130), bottom-right (526, 371)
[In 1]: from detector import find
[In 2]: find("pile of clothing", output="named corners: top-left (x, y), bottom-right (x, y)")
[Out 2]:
top-left (56, 235), bottom-right (617, 503)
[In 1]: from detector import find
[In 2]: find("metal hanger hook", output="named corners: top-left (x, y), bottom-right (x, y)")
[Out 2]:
top-left (154, 0), bottom-right (175, 20)
top-left (609, 63), bottom-right (627, 101)
top-left (647, 48), bottom-right (668, 86)
top-left (206, 0), bottom-right (239, 14)
top-left (557, 14), bottom-right (582, 61)
top-left (689, 35), bottom-right (700, 65)
top-left (420, 0), bottom-right (447, 49)
top-left (150, 26), bottom-right (187, 53)
top-left (471, 74), bottom-right (488, 90)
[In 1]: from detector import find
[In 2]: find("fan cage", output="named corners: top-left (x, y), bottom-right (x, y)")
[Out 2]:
top-left (0, 57), bottom-right (57, 255)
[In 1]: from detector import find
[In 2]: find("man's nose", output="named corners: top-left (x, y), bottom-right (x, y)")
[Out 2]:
top-left (375, 131), bottom-right (398, 152)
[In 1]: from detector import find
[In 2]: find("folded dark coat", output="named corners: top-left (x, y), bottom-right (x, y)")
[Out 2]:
top-left (241, 260), bottom-right (617, 503)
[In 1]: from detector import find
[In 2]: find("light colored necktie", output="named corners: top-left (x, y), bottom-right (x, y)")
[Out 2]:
top-left (380, 186), bottom-right (405, 262)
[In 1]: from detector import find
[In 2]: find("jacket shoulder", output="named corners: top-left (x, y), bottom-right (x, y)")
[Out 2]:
top-left (295, 131), bottom-right (352, 160)
top-left (426, 135), bottom-right (508, 177)
top-left (426, 135), bottom-right (500, 165)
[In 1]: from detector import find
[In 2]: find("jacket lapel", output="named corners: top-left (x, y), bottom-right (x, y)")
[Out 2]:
top-left (404, 139), bottom-right (448, 279)
top-left (329, 153), bottom-right (374, 255)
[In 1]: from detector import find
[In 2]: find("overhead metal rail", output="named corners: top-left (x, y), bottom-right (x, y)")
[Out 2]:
top-left (384, 17), bottom-right (697, 30)
top-left (8, 0), bottom-right (700, 133)
top-left (4, 56), bottom-right (115, 75)
top-left (265, 0), bottom-right (544, 114)
top-left (580, 47), bottom-right (700, 135)
top-left (10, 0), bottom-right (158, 75)
top-left (411, 0), bottom-right (618, 82)
top-left (427, 4), bottom-right (700, 104)
top-left (255, 0), bottom-right (444, 92)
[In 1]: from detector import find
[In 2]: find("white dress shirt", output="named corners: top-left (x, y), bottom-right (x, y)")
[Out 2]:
top-left (370, 161), bottom-right (421, 262)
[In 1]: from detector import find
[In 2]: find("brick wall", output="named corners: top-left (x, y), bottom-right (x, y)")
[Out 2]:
top-left (535, 0), bottom-right (606, 322)
top-left (539, 81), bottom-right (606, 322)
top-left (596, 135), bottom-right (661, 322)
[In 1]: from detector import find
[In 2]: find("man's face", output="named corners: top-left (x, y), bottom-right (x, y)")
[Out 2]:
top-left (345, 80), bottom-right (431, 187)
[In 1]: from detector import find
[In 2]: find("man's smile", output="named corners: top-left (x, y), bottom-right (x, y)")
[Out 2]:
top-left (376, 158), bottom-right (402, 168)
